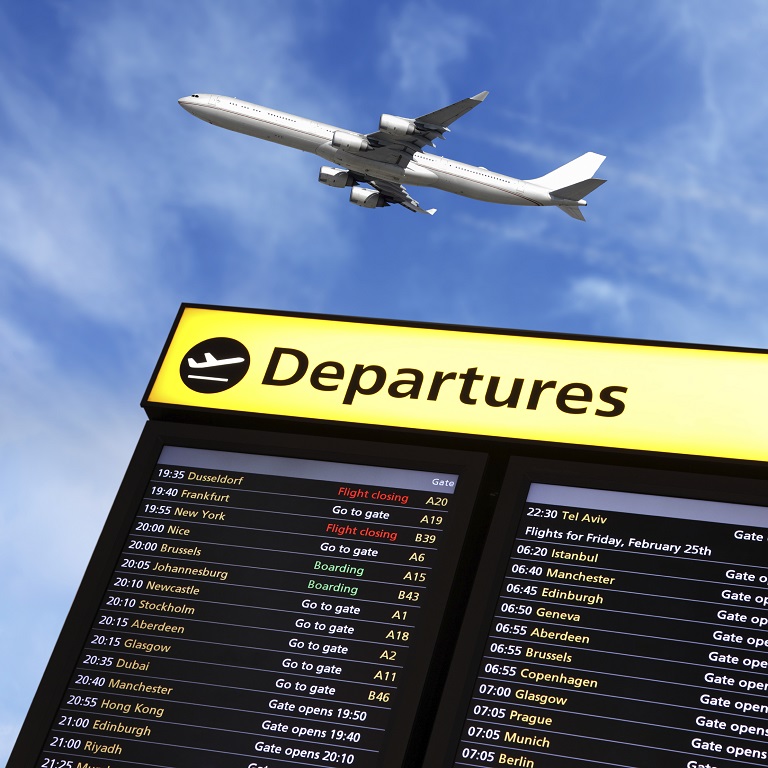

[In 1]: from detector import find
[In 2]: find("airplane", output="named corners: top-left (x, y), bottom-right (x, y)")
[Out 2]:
top-left (186, 352), bottom-right (246, 382)
top-left (187, 352), bottom-right (246, 369)
top-left (178, 91), bottom-right (605, 219)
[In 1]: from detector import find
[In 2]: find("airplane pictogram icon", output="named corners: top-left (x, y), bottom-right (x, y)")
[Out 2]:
top-left (180, 338), bottom-right (250, 393)
top-left (187, 352), bottom-right (246, 381)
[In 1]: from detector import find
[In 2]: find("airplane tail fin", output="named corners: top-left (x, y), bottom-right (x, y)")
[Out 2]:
top-left (527, 152), bottom-right (606, 221)
top-left (526, 152), bottom-right (606, 189)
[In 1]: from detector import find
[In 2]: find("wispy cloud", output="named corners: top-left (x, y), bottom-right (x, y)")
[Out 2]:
top-left (377, 3), bottom-right (485, 106)
top-left (562, 274), bottom-right (640, 332)
top-left (0, 1), bottom-right (361, 335)
top-left (456, 0), bottom-right (768, 347)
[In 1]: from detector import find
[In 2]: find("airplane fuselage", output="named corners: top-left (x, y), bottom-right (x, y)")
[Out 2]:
top-left (180, 93), bottom-right (550, 207)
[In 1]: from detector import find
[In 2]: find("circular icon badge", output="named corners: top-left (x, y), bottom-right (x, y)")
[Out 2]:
top-left (180, 337), bottom-right (250, 394)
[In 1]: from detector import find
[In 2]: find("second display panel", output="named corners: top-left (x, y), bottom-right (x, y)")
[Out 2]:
top-left (425, 460), bottom-right (768, 768)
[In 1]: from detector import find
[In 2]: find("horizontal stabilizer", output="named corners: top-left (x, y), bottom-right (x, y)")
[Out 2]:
top-left (559, 205), bottom-right (586, 222)
top-left (551, 178), bottom-right (606, 201)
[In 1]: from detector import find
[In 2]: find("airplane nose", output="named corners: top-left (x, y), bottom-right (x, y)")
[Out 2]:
top-left (178, 95), bottom-right (206, 114)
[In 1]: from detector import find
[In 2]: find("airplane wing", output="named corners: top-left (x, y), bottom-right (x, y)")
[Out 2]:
top-left (332, 92), bottom-right (489, 213)
top-left (362, 91), bottom-right (489, 166)
top-left (364, 177), bottom-right (436, 215)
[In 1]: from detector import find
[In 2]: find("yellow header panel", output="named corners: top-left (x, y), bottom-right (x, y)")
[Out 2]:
top-left (145, 307), bottom-right (768, 462)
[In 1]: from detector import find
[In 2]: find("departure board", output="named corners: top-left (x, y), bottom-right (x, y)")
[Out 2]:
top-left (429, 478), bottom-right (768, 768)
top-left (30, 436), bottom-right (483, 768)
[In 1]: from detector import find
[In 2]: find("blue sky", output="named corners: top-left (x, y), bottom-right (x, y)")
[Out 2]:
top-left (2, 0), bottom-right (768, 758)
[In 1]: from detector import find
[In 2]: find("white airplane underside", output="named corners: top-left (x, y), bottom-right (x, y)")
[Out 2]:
top-left (178, 91), bottom-right (605, 219)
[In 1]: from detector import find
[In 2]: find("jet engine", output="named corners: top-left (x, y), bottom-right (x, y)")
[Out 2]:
top-left (318, 166), bottom-right (353, 188)
top-left (332, 130), bottom-right (370, 152)
top-left (349, 187), bottom-right (383, 209)
top-left (379, 114), bottom-right (416, 137)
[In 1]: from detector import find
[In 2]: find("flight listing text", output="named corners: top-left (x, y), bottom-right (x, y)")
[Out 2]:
top-left (451, 488), bottom-right (768, 768)
top-left (37, 449), bottom-right (462, 768)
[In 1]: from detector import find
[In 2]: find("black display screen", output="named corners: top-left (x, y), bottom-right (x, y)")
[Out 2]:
top-left (427, 471), bottom-right (768, 768)
top-left (25, 429), bottom-right (483, 768)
